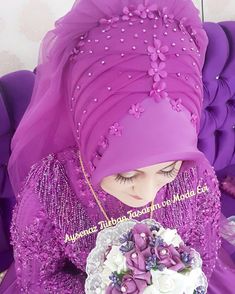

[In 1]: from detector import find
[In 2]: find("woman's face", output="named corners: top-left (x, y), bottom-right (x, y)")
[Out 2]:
top-left (100, 160), bottom-right (183, 208)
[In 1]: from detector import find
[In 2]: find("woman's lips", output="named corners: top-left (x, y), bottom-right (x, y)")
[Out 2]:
top-left (129, 194), bottom-right (143, 200)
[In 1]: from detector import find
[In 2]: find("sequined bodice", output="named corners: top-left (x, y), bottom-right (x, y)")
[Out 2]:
top-left (10, 145), bottom-right (221, 293)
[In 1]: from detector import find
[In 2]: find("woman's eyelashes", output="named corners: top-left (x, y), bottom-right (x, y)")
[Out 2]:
top-left (114, 165), bottom-right (179, 184)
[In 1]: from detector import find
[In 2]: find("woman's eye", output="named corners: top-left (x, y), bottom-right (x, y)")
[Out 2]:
top-left (114, 166), bottom-right (179, 184)
top-left (161, 167), bottom-right (179, 178)
top-left (114, 174), bottom-right (138, 184)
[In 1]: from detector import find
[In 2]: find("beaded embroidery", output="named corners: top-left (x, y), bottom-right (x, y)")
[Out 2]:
top-left (10, 150), bottom-right (97, 293)
top-left (10, 145), bottom-right (223, 293)
top-left (69, 2), bottom-right (202, 172)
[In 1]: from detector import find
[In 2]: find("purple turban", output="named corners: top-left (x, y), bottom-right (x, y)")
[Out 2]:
top-left (68, 0), bottom-right (209, 187)
top-left (7, 0), bottom-right (208, 195)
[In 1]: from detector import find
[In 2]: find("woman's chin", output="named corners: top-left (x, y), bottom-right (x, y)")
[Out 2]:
top-left (122, 198), bottom-right (151, 208)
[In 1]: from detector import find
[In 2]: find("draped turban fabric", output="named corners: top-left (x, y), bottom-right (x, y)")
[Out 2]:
top-left (7, 0), bottom-right (209, 194)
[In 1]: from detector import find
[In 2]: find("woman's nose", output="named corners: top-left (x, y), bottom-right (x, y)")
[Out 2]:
top-left (134, 176), bottom-right (161, 201)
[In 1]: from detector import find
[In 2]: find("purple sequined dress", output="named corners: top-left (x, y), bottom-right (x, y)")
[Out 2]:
top-left (0, 146), bottom-right (235, 293)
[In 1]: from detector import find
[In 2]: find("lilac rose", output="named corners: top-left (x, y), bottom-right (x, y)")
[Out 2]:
top-left (131, 224), bottom-right (152, 252)
top-left (105, 284), bottom-right (123, 294)
top-left (125, 248), bottom-right (148, 275)
top-left (154, 244), bottom-right (186, 272)
top-left (106, 272), bottom-right (150, 294)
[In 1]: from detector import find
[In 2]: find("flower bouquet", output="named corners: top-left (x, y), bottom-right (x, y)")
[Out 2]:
top-left (85, 219), bottom-right (208, 294)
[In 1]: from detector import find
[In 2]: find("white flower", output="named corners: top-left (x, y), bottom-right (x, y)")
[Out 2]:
top-left (184, 268), bottom-right (206, 293)
top-left (143, 268), bottom-right (188, 294)
top-left (101, 245), bottom-right (128, 286)
top-left (143, 267), bottom-right (206, 294)
top-left (101, 267), bottom-right (114, 286)
top-left (143, 284), bottom-right (161, 294)
top-left (156, 227), bottom-right (183, 247)
top-left (95, 286), bottom-right (105, 294)
top-left (104, 245), bottom-right (128, 272)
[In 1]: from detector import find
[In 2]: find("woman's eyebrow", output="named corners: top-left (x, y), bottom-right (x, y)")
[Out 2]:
top-left (133, 161), bottom-right (177, 173)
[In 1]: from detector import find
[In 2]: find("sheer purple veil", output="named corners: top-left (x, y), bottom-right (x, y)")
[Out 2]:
top-left (7, 0), bottom-right (107, 196)
top-left (7, 0), bottom-right (206, 196)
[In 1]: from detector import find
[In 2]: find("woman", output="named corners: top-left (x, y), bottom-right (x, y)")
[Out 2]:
top-left (1, 0), bottom-right (235, 293)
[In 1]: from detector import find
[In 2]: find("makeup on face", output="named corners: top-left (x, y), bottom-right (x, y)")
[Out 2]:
top-left (100, 161), bottom-right (183, 208)
top-left (124, 161), bottom-right (181, 203)
top-left (115, 161), bottom-right (178, 185)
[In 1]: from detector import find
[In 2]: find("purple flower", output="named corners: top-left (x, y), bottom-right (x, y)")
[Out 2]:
top-left (154, 244), bottom-right (186, 272)
top-left (78, 32), bottom-right (88, 41)
top-left (187, 26), bottom-right (200, 47)
top-left (150, 225), bottom-right (160, 232)
top-left (125, 249), bottom-right (149, 275)
top-left (105, 285), bottom-right (121, 294)
top-left (132, 223), bottom-right (152, 235)
top-left (70, 33), bottom-right (87, 60)
top-left (148, 62), bottom-right (168, 82)
top-left (119, 231), bottom-right (134, 244)
top-left (108, 271), bottom-right (121, 286)
top-left (122, 6), bottom-right (138, 22)
top-left (131, 224), bottom-right (152, 251)
top-left (69, 45), bottom-right (81, 61)
top-left (191, 113), bottom-right (198, 125)
top-left (70, 39), bottom-right (85, 58)
top-left (128, 103), bottom-right (145, 118)
top-left (177, 244), bottom-right (194, 266)
top-left (170, 98), bottom-right (183, 112)
top-left (88, 160), bottom-right (95, 172)
top-left (121, 273), bottom-right (150, 293)
top-left (149, 235), bottom-right (165, 247)
top-left (150, 81), bottom-right (168, 102)
top-left (78, 40), bottom-right (85, 47)
top-left (109, 122), bottom-right (123, 136)
top-left (145, 254), bottom-right (166, 271)
top-left (187, 26), bottom-right (200, 48)
top-left (99, 16), bottom-right (120, 25)
top-left (147, 38), bottom-right (169, 62)
top-left (194, 286), bottom-right (206, 294)
top-left (180, 252), bottom-right (193, 265)
top-left (120, 241), bottom-right (135, 253)
top-left (97, 136), bottom-right (109, 155)
top-left (92, 153), bottom-right (101, 166)
top-left (106, 272), bottom-right (150, 294)
top-left (134, 3), bottom-right (158, 19)
top-left (99, 16), bottom-right (120, 31)
top-left (71, 32), bottom-right (88, 51)
top-left (134, 4), bottom-right (148, 19)
top-left (188, 25), bottom-right (197, 36)
top-left (178, 17), bottom-right (187, 32)
top-left (158, 7), bottom-right (174, 24)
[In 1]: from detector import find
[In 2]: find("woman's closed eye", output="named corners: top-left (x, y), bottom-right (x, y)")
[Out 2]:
top-left (114, 164), bottom-right (179, 184)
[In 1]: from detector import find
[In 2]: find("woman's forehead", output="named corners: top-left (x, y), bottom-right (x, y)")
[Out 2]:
top-left (122, 160), bottom-right (178, 174)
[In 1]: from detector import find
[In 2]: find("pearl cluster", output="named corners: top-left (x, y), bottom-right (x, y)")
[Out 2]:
top-left (68, 3), bottom-right (203, 174)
